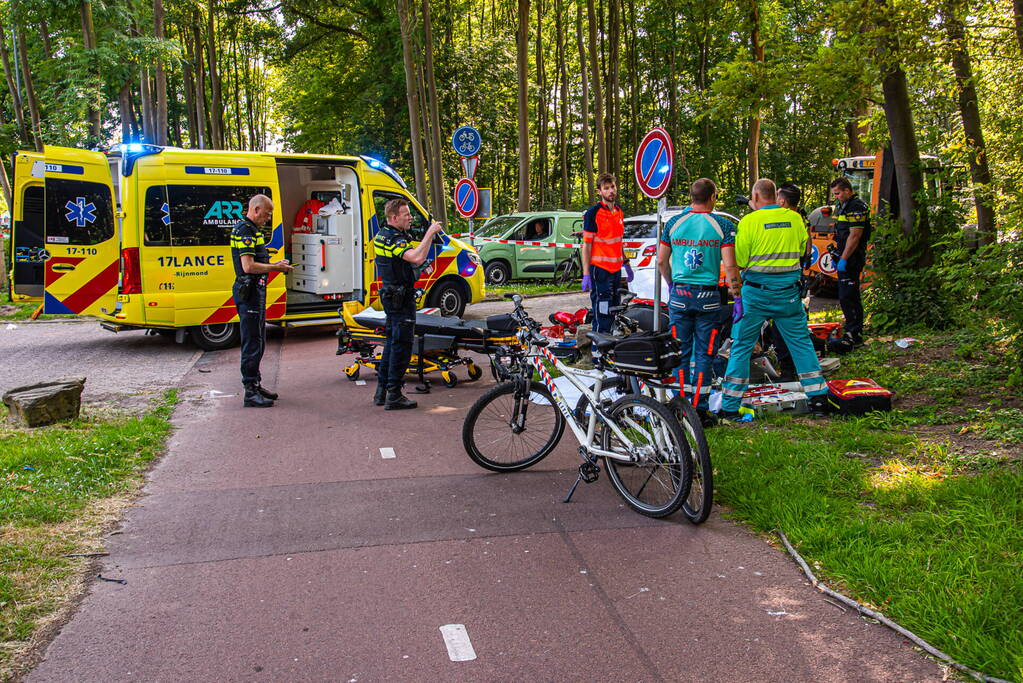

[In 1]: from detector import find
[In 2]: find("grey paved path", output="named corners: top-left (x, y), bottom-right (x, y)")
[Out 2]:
top-left (25, 297), bottom-right (940, 681)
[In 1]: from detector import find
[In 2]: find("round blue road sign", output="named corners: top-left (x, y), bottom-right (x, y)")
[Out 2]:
top-left (634, 127), bottom-right (674, 199)
top-left (454, 178), bottom-right (479, 218)
top-left (452, 126), bottom-right (482, 157)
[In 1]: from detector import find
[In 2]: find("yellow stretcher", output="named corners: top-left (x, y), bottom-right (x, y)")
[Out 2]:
top-left (336, 302), bottom-right (520, 392)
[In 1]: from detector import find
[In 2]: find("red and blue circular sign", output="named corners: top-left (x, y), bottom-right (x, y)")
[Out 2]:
top-left (634, 127), bottom-right (674, 199)
top-left (454, 178), bottom-right (479, 218)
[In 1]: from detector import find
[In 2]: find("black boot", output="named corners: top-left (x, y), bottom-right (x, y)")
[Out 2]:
top-left (254, 383), bottom-right (278, 400)
top-left (384, 387), bottom-right (418, 410)
top-left (243, 383), bottom-right (274, 408)
top-left (373, 383), bottom-right (388, 406)
top-left (808, 395), bottom-right (830, 418)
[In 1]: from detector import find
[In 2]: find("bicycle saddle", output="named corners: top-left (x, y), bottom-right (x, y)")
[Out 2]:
top-left (586, 331), bottom-right (619, 351)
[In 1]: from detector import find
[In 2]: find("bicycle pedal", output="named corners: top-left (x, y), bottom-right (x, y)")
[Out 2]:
top-left (579, 461), bottom-right (600, 483)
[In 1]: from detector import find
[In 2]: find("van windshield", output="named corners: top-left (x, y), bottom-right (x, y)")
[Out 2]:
top-left (475, 216), bottom-right (522, 238)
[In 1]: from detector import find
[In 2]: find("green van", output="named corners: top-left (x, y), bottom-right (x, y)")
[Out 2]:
top-left (473, 210), bottom-right (584, 285)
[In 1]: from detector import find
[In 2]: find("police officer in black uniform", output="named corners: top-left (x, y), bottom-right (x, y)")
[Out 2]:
top-left (372, 198), bottom-right (443, 410)
top-left (829, 177), bottom-right (871, 349)
top-left (231, 194), bottom-right (293, 407)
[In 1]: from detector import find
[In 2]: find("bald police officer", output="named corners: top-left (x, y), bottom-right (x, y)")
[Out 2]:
top-left (719, 179), bottom-right (829, 421)
top-left (231, 194), bottom-right (293, 408)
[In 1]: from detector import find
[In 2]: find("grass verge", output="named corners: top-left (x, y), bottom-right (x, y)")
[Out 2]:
top-left (486, 281), bottom-right (577, 299)
top-left (704, 320), bottom-right (1022, 680)
top-left (0, 391), bottom-right (177, 678)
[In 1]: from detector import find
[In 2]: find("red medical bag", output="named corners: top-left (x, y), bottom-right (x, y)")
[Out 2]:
top-left (826, 378), bottom-right (893, 415)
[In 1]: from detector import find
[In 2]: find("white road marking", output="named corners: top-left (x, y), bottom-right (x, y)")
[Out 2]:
top-left (355, 380), bottom-right (366, 386)
top-left (380, 447), bottom-right (396, 459)
top-left (439, 624), bottom-right (477, 661)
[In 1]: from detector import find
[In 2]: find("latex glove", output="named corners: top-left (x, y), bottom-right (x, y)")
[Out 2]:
top-left (837, 258), bottom-right (848, 273)
top-left (732, 296), bottom-right (744, 324)
top-left (581, 273), bottom-right (592, 292)
top-left (623, 262), bottom-right (634, 282)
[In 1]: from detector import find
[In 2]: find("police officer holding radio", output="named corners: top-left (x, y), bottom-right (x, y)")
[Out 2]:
top-left (231, 194), bottom-right (293, 408)
top-left (829, 176), bottom-right (871, 349)
top-left (372, 198), bottom-right (443, 410)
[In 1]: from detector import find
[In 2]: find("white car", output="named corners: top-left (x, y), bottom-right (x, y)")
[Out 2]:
top-left (622, 208), bottom-right (741, 304)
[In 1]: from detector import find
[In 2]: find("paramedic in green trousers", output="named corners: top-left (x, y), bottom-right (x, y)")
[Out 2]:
top-left (718, 179), bottom-right (829, 421)
top-left (231, 194), bottom-right (293, 408)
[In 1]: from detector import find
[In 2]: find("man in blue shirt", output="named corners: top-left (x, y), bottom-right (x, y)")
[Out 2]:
top-left (657, 178), bottom-right (739, 423)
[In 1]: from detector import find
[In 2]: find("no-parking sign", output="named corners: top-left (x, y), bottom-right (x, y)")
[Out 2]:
top-left (634, 127), bottom-right (674, 199)
top-left (454, 178), bottom-right (479, 218)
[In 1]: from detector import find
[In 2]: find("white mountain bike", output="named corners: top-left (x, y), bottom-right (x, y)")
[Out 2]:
top-left (461, 294), bottom-right (693, 518)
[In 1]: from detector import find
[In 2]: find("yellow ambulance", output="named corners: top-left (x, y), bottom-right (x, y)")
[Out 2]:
top-left (9, 145), bottom-right (485, 348)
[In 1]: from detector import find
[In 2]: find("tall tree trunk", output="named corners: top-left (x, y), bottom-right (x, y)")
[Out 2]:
top-left (80, 2), bottom-right (102, 144)
top-left (38, 18), bottom-right (52, 60)
top-left (747, 0), bottom-right (764, 183)
top-left (118, 82), bottom-right (133, 143)
top-left (422, 0), bottom-right (447, 222)
top-left (846, 99), bottom-right (870, 156)
top-left (576, 2), bottom-right (594, 204)
top-left (0, 21), bottom-right (27, 145)
top-left (876, 0), bottom-right (927, 252)
top-left (191, 19), bottom-right (209, 148)
top-left (15, 28), bottom-right (43, 152)
top-left (207, 0), bottom-right (224, 148)
top-left (516, 0), bottom-right (531, 212)
top-left (555, 0), bottom-right (569, 208)
top-left (1013, 0), bottom-right (1023, 55)
top-left (182, 31), bottom-right (200, 147)
top-left (153, 0), bottom-right (168, 146)
top-left (608, 0), bottom-right (620, 175)
top-left (586, 0), bottom-right (606, 173)
top-left (627, 0), bottom-right (639, 211)
top-left (535, 0), bottom-right (547, 207)
top-left (414, 50), bottom-right (432, 202)
top-left (944, 6), bottom-right (995, 246)
top-left (396, 0), bottom-right (428, 206)
top-left (140, 65), bottom-right (155, 142)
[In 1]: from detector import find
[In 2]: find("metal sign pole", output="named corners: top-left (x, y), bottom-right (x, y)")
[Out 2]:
top-left (652, 197), bottom-right (665, 333)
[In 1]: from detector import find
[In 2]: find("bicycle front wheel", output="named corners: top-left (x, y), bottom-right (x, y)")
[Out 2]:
top-left (601, 394), bottom-right (692, 518)
top-left (462, 380), bottom-right (566, 472)
top-left (668, 394), bottom-right (714, 524)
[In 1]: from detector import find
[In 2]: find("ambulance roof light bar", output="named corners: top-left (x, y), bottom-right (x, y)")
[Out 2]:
top-left (360, 155), bottom-right (407, 190)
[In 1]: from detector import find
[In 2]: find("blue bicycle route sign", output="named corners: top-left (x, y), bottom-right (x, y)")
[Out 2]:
top-left (452, 126), bottom-right (482, 157)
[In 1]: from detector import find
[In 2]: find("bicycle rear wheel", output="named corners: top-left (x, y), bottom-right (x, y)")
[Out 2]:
top-left (668, 395), bottom-right (714, 524)
top-left (601, 394), bottom-right (692, 518)
top-left (462, 380), bottom-right (566, 472)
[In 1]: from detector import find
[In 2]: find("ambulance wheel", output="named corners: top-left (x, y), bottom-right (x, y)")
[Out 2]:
top-left (189, 323), bottom-right (240, 350)
top-left (427, 280), bottom-right (467, 318)
top-left (344, 365), bottom-right (360, 381)
top-left (442, 371), bottom-right (458, 388)
top-left (466, 362), bottom-right (483, 381)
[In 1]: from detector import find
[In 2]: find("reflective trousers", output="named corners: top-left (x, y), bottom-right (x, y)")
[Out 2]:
top-left (378, 289), bottom-right (416, 390)
top-left (668, 283), bottom-right (720, 409)
top-left (720, 280), bottom-right (828, 412)
top-left (234, 283), bottom-right (267, 386)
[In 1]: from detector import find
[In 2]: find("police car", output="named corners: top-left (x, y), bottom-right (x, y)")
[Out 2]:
top-left (623, 208), bottom-right (740, 302)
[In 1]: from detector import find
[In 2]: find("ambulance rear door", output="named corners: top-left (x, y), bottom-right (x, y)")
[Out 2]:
top-left (11, 150), bottom-right (45, 299)
top-left (41, 147), bottom-right (119, 315)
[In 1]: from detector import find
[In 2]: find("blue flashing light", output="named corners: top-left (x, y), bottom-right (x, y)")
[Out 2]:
top-left (120, 143), bottom-right (163, 176)
top-left (360, 155), bottom-right (408, 190)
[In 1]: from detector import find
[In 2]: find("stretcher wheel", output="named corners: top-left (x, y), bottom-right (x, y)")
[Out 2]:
top-left (442, 371), bottom-right (458, 388)
top-left (344, 365), bottom-right (360, 381)
top-left (466, 362), bottom-right (483, 381)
